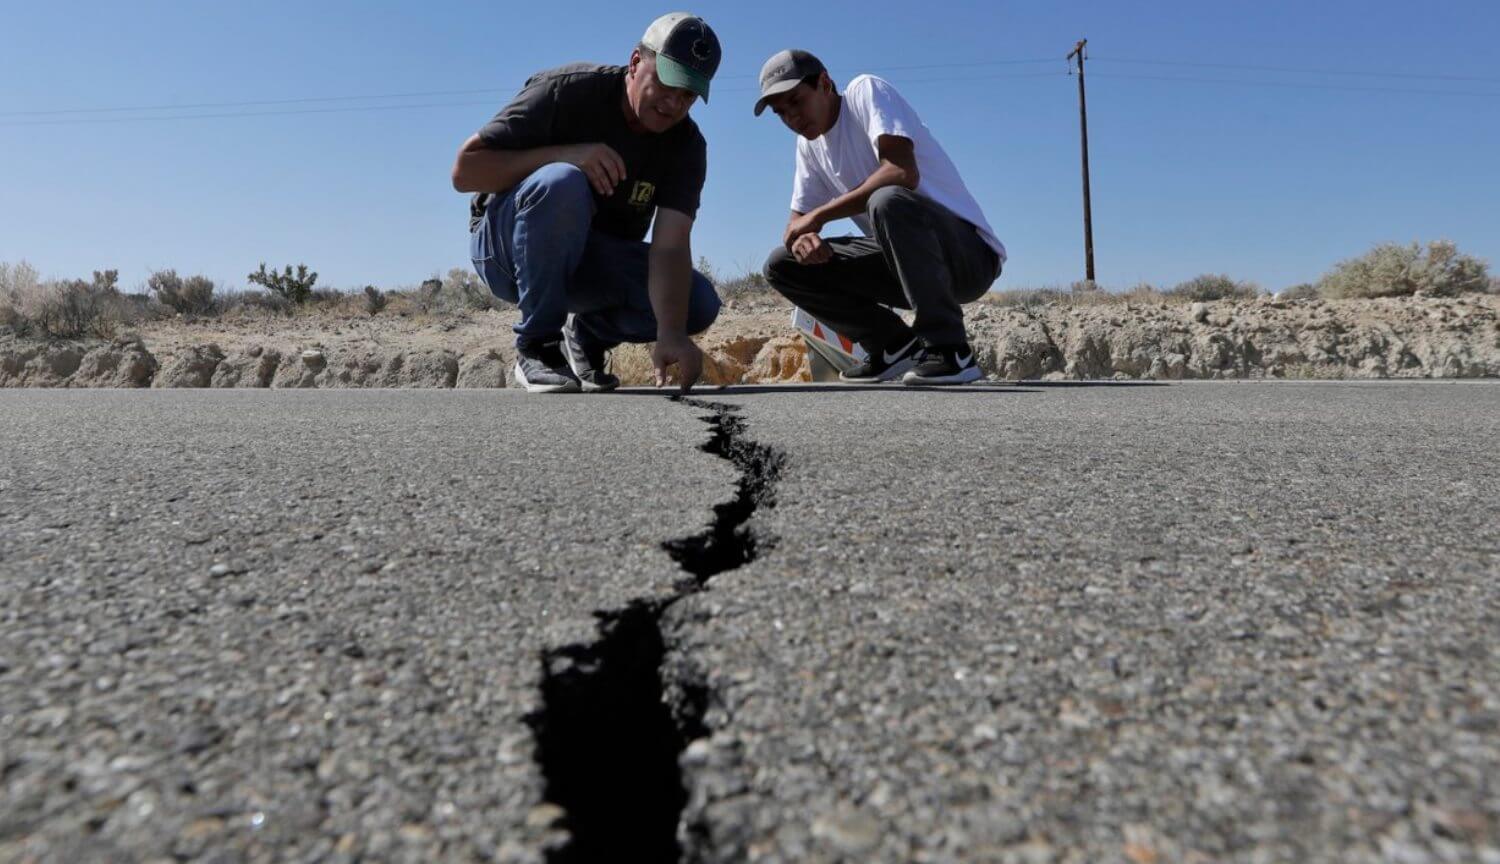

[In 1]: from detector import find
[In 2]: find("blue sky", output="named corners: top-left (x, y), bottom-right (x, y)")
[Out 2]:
top-left (2, 0), bottom-right (1496, 293)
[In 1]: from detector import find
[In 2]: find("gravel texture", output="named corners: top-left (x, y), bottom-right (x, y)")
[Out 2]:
top-left (0, 390), bottom-right (734, 863)
top-left (3, 384), bottom-right (1498, 864)
top-left (673, 381), bottom-right (1500, 864)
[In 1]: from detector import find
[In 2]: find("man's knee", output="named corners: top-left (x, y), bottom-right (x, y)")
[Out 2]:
top-left (762, 245), bottom-right (797, 285)
top-left (686, 271), bottom-right (721, 335)
top-left (516, 163), bottom-right (595, 223)
top-left (866, 185), bottom-right (919, 223)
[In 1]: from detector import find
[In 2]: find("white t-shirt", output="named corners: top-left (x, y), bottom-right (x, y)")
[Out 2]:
top-left (790, 74), bottom-right (1005, 263)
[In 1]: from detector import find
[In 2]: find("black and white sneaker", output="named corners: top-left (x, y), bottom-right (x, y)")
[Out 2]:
top-left (840, 337), bottom-right (921, 383)
top-left (561, 315), bottom-right (619, 392)
top-left (902, 343), bottom-right (984, 386)
top-left (514, 340), bottom-right (581, 393)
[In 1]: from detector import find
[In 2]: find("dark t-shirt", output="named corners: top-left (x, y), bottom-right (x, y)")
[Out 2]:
top-left (469, 63), bottom-right (707, 239)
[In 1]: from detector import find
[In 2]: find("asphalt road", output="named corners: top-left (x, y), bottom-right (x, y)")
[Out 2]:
top-left (2, 383), bottom-right (1498, 864)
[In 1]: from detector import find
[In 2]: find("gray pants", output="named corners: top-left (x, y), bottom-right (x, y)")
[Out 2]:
top-left (762, 186), bottom-right (1001, 352)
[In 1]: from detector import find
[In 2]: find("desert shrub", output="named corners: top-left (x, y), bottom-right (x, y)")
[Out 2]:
top-left (1, 261), bottom-right (42, 332)
top-left (148, 269), bottom-right (217, 315)
top-left (1489, 276), bottom-right (1500, 295)
top-left (216, 287), bottom-right (293, 316)
top-left (1279, 283), bottom-right (1319, 301)
top-left (409, 268), bottom-right (502, 313)
top-left (363, 285), bottom-right (388, 316)
top-left (1167, 274), bottom-right (1259, 302)
top-left (26, 270), bottom-right (129, 339)
top-left (248, 263), bottom-right (318, 304)
top-left (716, 271), bottom-right (776, 299)
top-left (1317, 240), bottom-right (1489, 299)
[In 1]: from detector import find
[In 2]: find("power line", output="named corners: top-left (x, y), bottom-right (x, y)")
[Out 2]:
top-left (1088, 71), bottom-right (1500, 98)
top-left (0, 100), bottom-right (501, 127)
top-left (0, 72), bottom-right (1066, 127)
top-left (0, 58), bottom-right (1061, 119)
top-left (1093, 56), bottom-right (1500, 84)
top-left (0, 88), bottom-right (516, 119)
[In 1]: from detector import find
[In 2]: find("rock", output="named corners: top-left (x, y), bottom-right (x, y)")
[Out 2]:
top-left (0, 341), bottom-right (85, 386)
top-left (68, 337), bottom-right (157, 387)
top-left (979, 313), bottom-right (1062, 380)
top-left (456, 349), bottom-right (509, 388)
top-left (1190, 302), bottom-right (1209, 323)
top-left (153, 344), bottom-right (226, 388)
top-left (387, 349), bottom-right (459, 388)
top-left (810, 806), bottom-right (882, 854)
top-left (211, 346), bottom-right (281, 388)
top-left (746, 336), bottom-right (812, 382)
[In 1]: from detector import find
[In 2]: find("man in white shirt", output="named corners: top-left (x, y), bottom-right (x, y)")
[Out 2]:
top-left (755, 49), bottom-right (1005, 385)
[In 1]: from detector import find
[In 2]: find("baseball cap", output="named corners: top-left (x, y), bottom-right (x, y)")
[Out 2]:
top-left (754, 49), bottom-right (826, 116)
top-left (640, 12), bottom-right (722, 102)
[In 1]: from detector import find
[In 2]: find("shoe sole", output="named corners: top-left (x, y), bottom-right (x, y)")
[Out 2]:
top-left (561, 322), bottom-right (618, 392)
top-left (902, 365), bottom-right (984, 386)
top-left (840, 356), bottom-right (918, 383)
top-left (514, 361), bottom-right (580, 394)
top-left (578, 378), bottom-right (619, 393)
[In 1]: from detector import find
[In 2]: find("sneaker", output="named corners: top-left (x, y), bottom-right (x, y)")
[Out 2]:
top-left (561, 315), bottom-right (619, 392)
top-left (514, 340), bottom-right (581, 393)
top-left (840, 337), bottom-right (920, 383)
top-left (902, 343), bottom-right (983, 386)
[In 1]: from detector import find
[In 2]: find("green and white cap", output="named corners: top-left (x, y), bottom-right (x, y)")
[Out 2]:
top-left (640, 12), bottom-right (722, 102)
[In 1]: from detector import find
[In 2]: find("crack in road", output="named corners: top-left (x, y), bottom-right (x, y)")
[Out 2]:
top-left (527, 397), bottom-right (785, 863)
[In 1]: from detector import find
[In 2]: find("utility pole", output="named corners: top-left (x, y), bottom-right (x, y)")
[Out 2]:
top-left (1068, 38), bottom-right (1096, 284)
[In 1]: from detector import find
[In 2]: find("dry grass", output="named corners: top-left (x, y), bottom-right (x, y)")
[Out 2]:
top-left (1318, 240), bottom-right (1490, 299)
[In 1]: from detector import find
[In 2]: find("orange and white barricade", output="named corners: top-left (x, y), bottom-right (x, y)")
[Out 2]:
top-left (791, 307), bottom-right (867, 381)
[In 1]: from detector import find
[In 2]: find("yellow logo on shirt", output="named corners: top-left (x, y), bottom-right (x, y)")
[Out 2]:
top-left (628, 181), bottom-right (655, 207)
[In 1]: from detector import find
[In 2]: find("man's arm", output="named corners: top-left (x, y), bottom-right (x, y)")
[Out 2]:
top-left (783, 134), bottom-right (918, 249)
top-left (450, 134), bottom-right (626, 197)
top-left (647, 207), bottom-right (703, 391)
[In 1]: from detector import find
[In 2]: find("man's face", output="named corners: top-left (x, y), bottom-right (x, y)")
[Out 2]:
top-left (765, 75), bottom-right (835, 140)
top-left (625, 50), bottom-right (697, 133)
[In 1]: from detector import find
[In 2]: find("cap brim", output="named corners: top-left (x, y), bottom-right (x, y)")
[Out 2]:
top-left (752, 78), bottom-right (803, 116)
top-left (655, 53), bottom-right (711, 103)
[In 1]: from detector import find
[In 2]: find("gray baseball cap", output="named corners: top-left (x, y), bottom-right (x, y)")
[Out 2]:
top-left (754, 49), bottom-right (826, 116)
top-left (641, 12), bottom-right (722, 102)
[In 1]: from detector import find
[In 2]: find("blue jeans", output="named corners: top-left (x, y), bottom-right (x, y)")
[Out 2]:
top-left (469, 162), bottom-right (721, 349)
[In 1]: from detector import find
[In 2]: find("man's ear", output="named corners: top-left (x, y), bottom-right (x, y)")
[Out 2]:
top-left (819, 71), bottom-right (834, 94)
top-left (628, 48), bottom-right (643, 78)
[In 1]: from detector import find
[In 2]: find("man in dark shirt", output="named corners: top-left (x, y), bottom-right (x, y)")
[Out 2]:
top-left (451, 13), bottom-right (722, 393)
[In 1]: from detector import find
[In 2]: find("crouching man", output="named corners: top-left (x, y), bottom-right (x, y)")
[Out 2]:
top-left (452, 13), bottom-right (723, 393)
top-left (756, 50), bottom-right (1005, 385)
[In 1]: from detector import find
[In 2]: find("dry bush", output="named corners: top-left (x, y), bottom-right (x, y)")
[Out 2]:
top-left (1279, 283), bottom-right (1319, 301)
top-left (1167, 274), bottom-right (1260, 302)
top-left (1317, 240), bottom-right (1489, 299)
top-left (1, 261), bottom-right (43, 332)
top-left (405, 268), bottom-right (504, 314)
top-left (11, 269), bottom-right (133, 339)
top-left (716, 271), bottom-right (777, 300)
top-left (216, 287), bottom-right (294, 317)
top-left (147, 269), bottom-right (217, 315)
top-left (363, 285), bottom-right (388, 316)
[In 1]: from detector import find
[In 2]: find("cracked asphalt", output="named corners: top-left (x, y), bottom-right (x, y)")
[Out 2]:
top-left (3, 382), bottom-right (1499, 864)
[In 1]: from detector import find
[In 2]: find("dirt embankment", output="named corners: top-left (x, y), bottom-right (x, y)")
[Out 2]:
top-left (2, 294), bottom-right (1496, 388)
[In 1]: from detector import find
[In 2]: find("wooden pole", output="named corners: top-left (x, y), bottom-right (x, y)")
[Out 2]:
top-left (1068, 39), bottom-right (1096, 284)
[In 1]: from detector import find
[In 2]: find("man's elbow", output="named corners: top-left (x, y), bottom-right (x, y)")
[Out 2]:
top-left (451, 161), bottom-right (476, 193)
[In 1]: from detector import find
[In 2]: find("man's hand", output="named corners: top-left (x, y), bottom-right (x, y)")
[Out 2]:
top-left (560, 143), bottom-right (626, 196)
top-left (791, 232), bottom-right (833, 265)
top-left (652, 335), bottom-right (704, 393)
top-left (783, 211), bottom-right (825, 249)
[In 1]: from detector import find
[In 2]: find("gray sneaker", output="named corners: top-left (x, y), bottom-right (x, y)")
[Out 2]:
top-left (514, 340), bottom-right (581, 393)
top-left (561, 315), bottom-right (620, 392)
